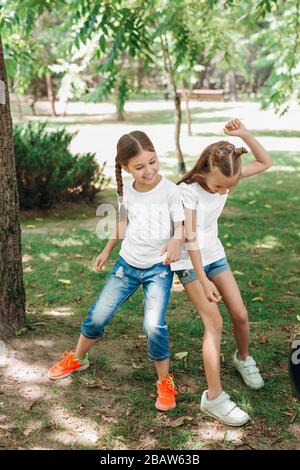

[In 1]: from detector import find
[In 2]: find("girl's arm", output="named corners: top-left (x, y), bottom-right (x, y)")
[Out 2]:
top-left (184, 207), bottom-right (222, 303)
top-left (94, 215), bottom-right (128, 272)
top-left (224, 119), bottom-right (272, 178)
top-left (161, 221), bottom-right (185, 265)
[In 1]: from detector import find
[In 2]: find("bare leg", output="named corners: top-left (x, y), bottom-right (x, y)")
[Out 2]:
top-left (211, 270), bottom-right (249, 360)
top-left (155, 358), bottom-right (170, 381)
top-left (75, 334), bottom-right (97, 360)
top-left (184, 280), bottom-right (223, 400)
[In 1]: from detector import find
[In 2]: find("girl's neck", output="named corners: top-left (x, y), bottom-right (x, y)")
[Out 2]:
top-left (133, 174), bottom-right (162, 193)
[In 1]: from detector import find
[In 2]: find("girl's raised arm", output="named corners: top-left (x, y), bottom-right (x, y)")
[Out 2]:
top-left (224, 119), bottom-right (272, 178)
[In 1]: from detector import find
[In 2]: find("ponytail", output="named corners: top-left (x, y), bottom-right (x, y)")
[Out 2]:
top-left (235, 147), bottom-right (248, 157)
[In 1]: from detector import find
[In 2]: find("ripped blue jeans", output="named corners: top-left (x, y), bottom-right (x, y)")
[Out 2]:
top-left (81, 256), bottom-right (174, 361)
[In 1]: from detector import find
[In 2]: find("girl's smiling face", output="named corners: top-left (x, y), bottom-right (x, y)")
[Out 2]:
top-left (204, 166), bottom-right (241, 194)
top-left (124, 150), bottom-right (160, 189)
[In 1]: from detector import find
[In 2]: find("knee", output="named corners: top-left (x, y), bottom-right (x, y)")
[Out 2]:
top-left (231, 306), bottom-right (248, 326)
top-left (144, 320), bottom-right (168, 338)
top-left (201, 310), bottom-right (223, 337)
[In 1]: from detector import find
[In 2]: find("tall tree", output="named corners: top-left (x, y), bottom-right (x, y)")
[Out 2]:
top-left (0, 35), bottom-right (26, 336)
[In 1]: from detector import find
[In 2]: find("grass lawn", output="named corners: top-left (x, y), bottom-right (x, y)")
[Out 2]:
top-left (2, 123), bottom-right (300, 450)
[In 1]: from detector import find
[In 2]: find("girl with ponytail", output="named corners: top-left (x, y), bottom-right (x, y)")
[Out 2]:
top-left (171, 119), bottom-right (272, 426)
top-left (48, 130), bottom-right (186, 413)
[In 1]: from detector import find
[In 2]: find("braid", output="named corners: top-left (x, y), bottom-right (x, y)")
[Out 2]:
top-left (115, 162), bottom-right (127, 222)
top-left (115, 162), bottom-right (123, 198)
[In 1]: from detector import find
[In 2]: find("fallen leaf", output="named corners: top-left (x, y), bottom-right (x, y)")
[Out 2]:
top-left (23, 400), bottom-right (41, 412)
top-left (265, 267), bottom-right (275, 272)
top-left (251, 296), bottom-right (264, 302)
top-left (15, 327), bottom-right (28, 336)
top-left (233, 270), bottom-right (244, 276)
top-left (264, 204), bottom-right (272, 208)
top-left (283, 411), bottom-right (294, 417)
top-left (25, 225), bottom-right (36, 229)
top-left (249, 200), bottom-right (256, 205)
top-left (100, 415), bottom-right (118, 424)
top-left (79, 377), bottom-right (109, 389)
top-left (174, 351), bottom-right (188, 360)
top-left (296, 315), bottom-right (300, 322)
top-left (170, 416), bottom-right (194, 427)
top-left (132, 360), bottom-right (144, 369)
top-left (255, 334), bottom-right (269, 344)
top-left (226, 242), bottom-right (232, 247)
top-left (58, 279), bottom-right (71, 285)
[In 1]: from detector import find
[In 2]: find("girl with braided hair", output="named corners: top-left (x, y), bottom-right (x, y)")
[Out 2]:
top-left (48, 130), bottom-right (185, 412)
top-left (171, 119), bottom-right (273, 426)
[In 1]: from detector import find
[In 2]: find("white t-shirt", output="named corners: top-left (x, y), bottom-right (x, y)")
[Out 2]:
top-left (171, 182), bottom-right (228, 271)
top-left (119, 176), bottom-right (185, 269)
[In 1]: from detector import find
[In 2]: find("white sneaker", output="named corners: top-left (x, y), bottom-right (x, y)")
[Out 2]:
top-left (233, 350), bottom-right (264, 390)
top-left (200, 390), bottom-right (250, 426)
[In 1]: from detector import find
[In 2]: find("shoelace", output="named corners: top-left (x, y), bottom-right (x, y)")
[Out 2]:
top-left (59, 351), bottom-right (76, 367)
top-left (158, 376), bottom-right (179, 398)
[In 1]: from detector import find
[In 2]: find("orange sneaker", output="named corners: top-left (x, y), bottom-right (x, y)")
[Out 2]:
top-left (155, 374), bottom-right (178, 411)
top-left (47, 351), bottom-right (89, 380)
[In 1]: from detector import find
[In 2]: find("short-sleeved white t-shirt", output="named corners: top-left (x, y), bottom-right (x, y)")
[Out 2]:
top-left (171, 181), bottom-right (228, 271)
top-left (119, 176), bottom-right (185, 269)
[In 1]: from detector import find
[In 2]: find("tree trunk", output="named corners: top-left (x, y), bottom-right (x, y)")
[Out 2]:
top-left (160, 35), bottom-right (186, 174)
top-left (0, 35), bottom-right (26, 337)
top-left (183, 91), bottom-right (192, 137)
top-left (228, 71), bottom-right (237, 101)
top-left (46, 73), bottom-right (57, 117)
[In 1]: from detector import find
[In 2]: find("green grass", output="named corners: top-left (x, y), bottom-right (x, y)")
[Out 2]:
top-left (10, 148), bottom-right (300, 450)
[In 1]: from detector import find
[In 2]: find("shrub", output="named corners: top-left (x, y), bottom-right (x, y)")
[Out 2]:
top-left (14, 122), bottom-right (110, 208)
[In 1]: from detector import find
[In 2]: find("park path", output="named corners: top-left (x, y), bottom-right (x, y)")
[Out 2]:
top-left (12, 99), bottom-right (300, 179)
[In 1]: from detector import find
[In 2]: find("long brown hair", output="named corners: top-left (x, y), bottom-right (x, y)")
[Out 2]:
top-left (115, 131), bottom-right (155, 198)
top-left (178, 141), bottom-right (248, 186)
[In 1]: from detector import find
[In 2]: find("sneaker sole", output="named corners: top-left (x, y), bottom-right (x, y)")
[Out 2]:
top-left (155, 402), bottom-right (176, 412)
top-left (201, 407), bottom-right (250, 427)
top-left (233, 363), bottom-right (264, 390)
top-left (47, 362), bottom-right (90, 380)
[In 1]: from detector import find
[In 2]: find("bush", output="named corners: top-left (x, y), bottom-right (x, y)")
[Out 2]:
top-left (14, 122), bottom-right (110, 209)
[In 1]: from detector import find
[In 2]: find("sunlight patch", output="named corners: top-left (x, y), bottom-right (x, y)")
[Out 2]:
top-left (51, 238), bottom-right (84, 247)
top-left (255, 235), bottom-right (281, 250)
top-left (4, 355), bottom-right (44, 388)
top-left (49, 405), bottom-right (104, 446)
top-left (0, 340), bottom-right (6, 366)
top-left (195, 421), bottom-right (245, 444)
top-left (268, 165), bottom-right (299, 172)
top-left (39, 254), bottom-right (52, 262)
top-left (45, 307), bottom-right (74, 317)
top-left (22, 254), bottom-right (32, 263)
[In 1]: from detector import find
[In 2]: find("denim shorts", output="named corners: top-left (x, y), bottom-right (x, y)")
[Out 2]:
top-left (176, 257), bottom-right (229, 285)
top-left (81, 256), bottom-right (174, 361)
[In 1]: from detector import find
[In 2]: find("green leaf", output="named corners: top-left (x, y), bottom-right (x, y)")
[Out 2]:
top-left (99, 35), bottom-right (106, 53)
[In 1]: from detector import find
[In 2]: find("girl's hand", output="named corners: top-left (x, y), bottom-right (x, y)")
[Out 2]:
top-left (94, 250), bottom-right (109, 272)
top-left (224, 119), bottom-right (249, 138)
top-left (202, 279), bottom-right (222, 303)
top-left (161, 239), bottom-right (182, 265)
